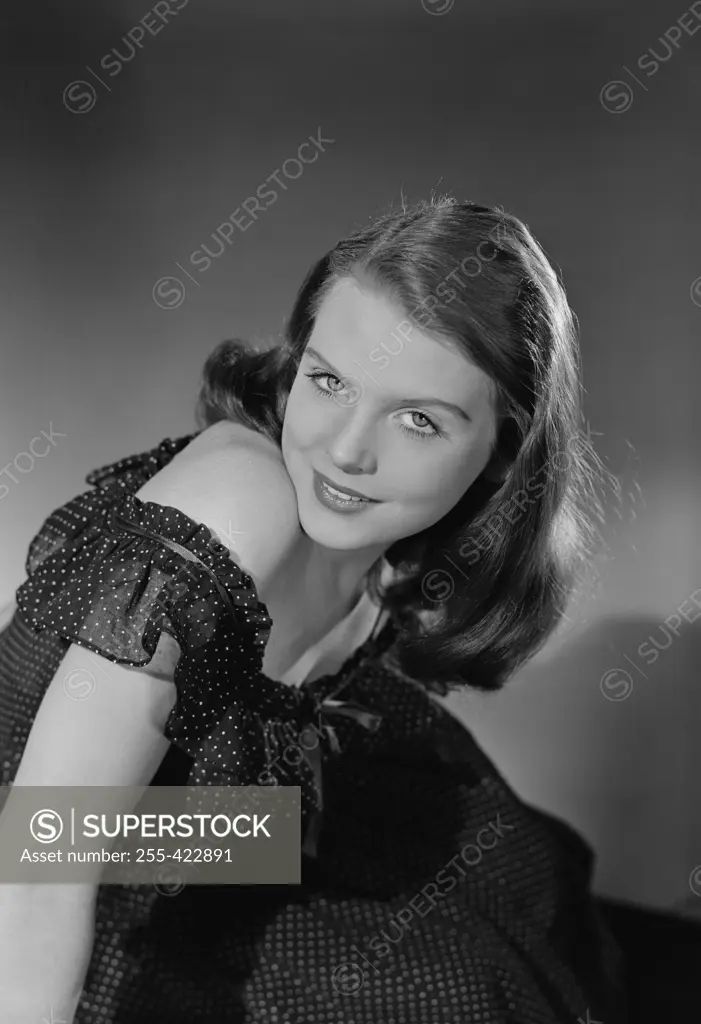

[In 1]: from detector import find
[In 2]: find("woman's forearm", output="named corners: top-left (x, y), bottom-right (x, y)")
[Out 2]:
top-left (0, 882), bottom-right (96, 1022)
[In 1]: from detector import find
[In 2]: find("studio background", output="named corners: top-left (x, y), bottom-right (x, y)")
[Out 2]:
top-left (1, 0), bottom-right (699, 915)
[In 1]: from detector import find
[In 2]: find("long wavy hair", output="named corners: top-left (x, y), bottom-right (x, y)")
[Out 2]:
top-left (195, 195), bottom-right (613, 695)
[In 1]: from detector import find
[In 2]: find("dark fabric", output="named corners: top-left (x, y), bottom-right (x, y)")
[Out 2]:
top-left (0, 432), bottom-right (628, 1023)
top-left (597, 897), bottom-right (701, 1024)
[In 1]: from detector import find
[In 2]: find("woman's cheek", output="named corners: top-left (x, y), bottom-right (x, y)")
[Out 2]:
top-left (420, 457), bottom-right (479, 508)
top-left (289, 400), bottom-right (326, 447)
top-left (387, 461), bottom-right (457, 507)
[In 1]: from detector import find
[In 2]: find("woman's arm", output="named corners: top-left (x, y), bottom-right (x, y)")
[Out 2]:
top-left (0, 435), bottom-right (300, 1021)
top-left (0, 881), bottom-right (97, 1023)
top-left (0, 629), bottom-right (181, 1021)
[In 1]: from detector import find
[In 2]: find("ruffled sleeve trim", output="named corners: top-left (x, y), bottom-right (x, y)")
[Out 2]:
top-left (107, 493), bottom-right (273, 647)
top-left (16, 491), bottom-right (273, 668)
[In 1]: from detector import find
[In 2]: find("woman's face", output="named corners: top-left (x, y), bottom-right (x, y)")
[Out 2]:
top-left (281, 275), bottom-right (499, 554)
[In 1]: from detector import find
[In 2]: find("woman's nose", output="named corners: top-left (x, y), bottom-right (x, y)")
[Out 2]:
top-left (327, 412), bottom-right (377, 476)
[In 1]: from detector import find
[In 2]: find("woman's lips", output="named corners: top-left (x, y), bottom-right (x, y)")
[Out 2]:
top-left (312, 470), bottom-right (380, 514)
top-left (314, 469), bottom-right (376, 501)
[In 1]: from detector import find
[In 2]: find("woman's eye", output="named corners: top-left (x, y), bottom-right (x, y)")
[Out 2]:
top-left (303, 370), bottom-right (345, 396)
top-left (398, 412), bottom-right (441, 440)
top-left (408, 412), bottom-right (431, 429)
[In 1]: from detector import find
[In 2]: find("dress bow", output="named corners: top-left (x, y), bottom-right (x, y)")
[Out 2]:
top-left (294, 691), bottom-right (383, 860)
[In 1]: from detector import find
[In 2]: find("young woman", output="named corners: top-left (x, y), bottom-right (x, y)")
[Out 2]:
top-left (0, 196), bottom-right (627, 1022)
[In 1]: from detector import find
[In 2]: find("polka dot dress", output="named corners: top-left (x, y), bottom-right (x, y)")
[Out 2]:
top-left (0, 434), bottom-right (628, 1023)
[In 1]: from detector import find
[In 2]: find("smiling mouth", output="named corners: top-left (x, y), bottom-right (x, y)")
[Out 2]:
top-left (314, 470), bottom-right (378, 503)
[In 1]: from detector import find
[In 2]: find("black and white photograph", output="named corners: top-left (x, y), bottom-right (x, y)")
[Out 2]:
top-left (0, 0), bottom-right (699, 1021)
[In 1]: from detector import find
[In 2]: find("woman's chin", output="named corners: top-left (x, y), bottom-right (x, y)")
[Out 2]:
top-left (296, 496), bottom-right (378, 547)
top-left (298, 514), bottom-right (366, 549)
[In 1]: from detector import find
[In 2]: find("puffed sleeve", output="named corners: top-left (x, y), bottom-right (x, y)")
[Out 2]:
top-left (14, 489), bottom-right (358, 854)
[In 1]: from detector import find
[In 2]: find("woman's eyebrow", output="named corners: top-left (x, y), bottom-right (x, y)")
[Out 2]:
top-left (390, 395), bottom-right (472, 422)
top-left (304, 345), bottom-right (472, 422)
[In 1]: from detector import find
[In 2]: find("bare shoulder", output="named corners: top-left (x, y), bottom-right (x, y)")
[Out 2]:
top-left (134, 421), bottom-right (301, 591)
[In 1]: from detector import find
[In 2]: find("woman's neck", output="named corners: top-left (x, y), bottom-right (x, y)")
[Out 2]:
top-left (264, 530), bottom-right (385, 618)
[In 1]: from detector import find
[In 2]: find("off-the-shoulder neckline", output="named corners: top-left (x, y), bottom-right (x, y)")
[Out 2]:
top-left (111, 490), bottom-right (398, 707)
